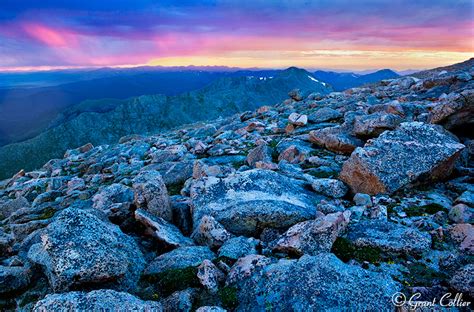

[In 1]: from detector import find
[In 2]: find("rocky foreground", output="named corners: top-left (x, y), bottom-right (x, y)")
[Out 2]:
top-left (0, 60), bottom-right (473, 311)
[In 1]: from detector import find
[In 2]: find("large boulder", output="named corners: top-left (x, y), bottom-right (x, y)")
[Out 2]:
top-left (28, 208), bottom-right (145, 291)
top-left (272, 211), bottom-right (351, 256)
top-left (340, 122), bottom-right (465, 194)
top-left (234, 253), bottom-right (400, 311)
top-left (343, 220), bottom-right (431, 258)
top-left (428, 89), bottom-right (474, 130)
top-left (132, 170), bottom-right (172, 221)
top-left (308, 126), bottom-right (363, 154)
top-left (33, 289), bottom-right (163, 311)
top-left (190, 169), bottom-right (323, 235)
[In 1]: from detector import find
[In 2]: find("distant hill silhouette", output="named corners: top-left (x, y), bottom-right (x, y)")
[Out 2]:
top-left (313, 69), bottom-right (399, 91)
top-left (0, 67), bottom-right (330, 179)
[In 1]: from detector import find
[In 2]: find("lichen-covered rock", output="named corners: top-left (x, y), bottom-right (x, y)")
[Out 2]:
top-left (135, 209), bottom-right (193, 248)
top-left (428, 89), bottom-right (474, 129)
top-left (449, 204), bottom-right (474, 223)
top-left (92, 183), bottom-right (134, 220)
top-left (272, 211), bottom-right (350, 256)
top-left (308, 107), bottom-right (342, 123)
top-left (132, 170), bottom-right (172, 221)
top-left (352, 113), bottom-right (402, 138)
top-left (311, 178), bottom-right (348, 198)
top-left (218, 236), bottom-right (260, 260)
top-left (145, 246), bottom-right (215, 276)
top-left (190, 169), bottom-right (323, 235)
top-left (196, 306), bottom-right (227, 312)
top-left (162, 288), bottom-right (196, 312)
top-left (235, 253), bottom-right (400, 311)
top-left (32, 289), bottom-right (163, 312)
top-left (27, 208), bottom-right (145, 291)
top-left (191, 215), bottom-right (233, 249)
top-left (448, 264), bottom-right (474, 297)
top-left (246, 145), bottom-right (273, 167)
top-left (309, 126), bottom-right (363, 154)
top-left (197, 259), bottom-right (224, 293)
top-left (344, 220), bottom-right (431, 257)
top-left (340, 122), bottom-right (465, 195)
top-left (226, 255), bottom-right (272, 285)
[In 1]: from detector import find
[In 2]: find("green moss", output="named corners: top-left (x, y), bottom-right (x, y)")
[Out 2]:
top-left (141, 267), bottom-right (200, 297)
top-left (404, 203), bottom-right (447, 217)
top-left (160, 267), bottom-right (199, 294)
top-left (268, 139), bottom-right (280, 149)
top-left (166, 182), bottom-right (185, 196)
top-left (403, 262), bottom-right (449, 287)
top-left (219, 286), bottom-right (238, 310)
top-left (331, 237), bottom-right (383, 264)
top-left (308, 170), bottom-right (338, 179)
top-left (386, 203), bottom-right (398, 215)
top-left (33, 207), bottom-right (56, 220)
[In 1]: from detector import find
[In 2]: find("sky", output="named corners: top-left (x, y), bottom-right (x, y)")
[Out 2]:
top-left (0, 0), bottom-right (473, 72)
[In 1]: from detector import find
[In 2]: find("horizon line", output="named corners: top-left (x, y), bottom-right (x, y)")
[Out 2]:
top-left (0, 63), bottom-right (424, 74)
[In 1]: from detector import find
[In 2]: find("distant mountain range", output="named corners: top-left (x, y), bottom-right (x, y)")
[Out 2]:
top-left (313, 69), bottom-right (400, 91)
top-left (0, 67), bottom-right (331, 179)
top-left (0, 69), bottom-right (282, 146)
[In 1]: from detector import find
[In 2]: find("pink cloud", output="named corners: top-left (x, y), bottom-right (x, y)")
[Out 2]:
top-left (21, 23), bottom-right (78, 48)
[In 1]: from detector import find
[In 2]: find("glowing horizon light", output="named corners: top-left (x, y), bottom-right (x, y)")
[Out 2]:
top-left (0, 1), bottom-right (473, 72)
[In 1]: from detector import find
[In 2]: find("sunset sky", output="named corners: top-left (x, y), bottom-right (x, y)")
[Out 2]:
top-left (1, 0), bottom-right (473, 72)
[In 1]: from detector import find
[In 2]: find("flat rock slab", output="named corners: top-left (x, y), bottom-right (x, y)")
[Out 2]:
top-left (340, 122), bottom-right (465, 194)
top-left (28, 208), bottom-right (145, 292)
top-left (33, 289), bottom-right (163, 311)
top-left (190, 169), bottom-right (323, 235)
top-left (235, 253), bottom-right (400, 311)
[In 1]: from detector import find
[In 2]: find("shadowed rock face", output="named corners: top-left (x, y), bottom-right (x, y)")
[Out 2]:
top-left (234, 253), bottom-right (400, 311)
top-left (190, 169), bottom-right (325, 236)
top-left (340, 122), bottom-right (465, 195)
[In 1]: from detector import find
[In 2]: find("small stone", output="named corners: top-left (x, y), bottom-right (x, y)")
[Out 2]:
top-left (197, 260), bottom-right (225, 293)
top-left (353, 193), bottom-right (372, 207)
top-left (135, 209), bottom-right (193, 248)
top-left (218, 236), bottom-right (260, 260)
top-left (288, 113), bottom-right (308, 126)
top-left (191, 215), bottom-right (233, 249)
top-left (226, 255), bottom-right (272, 285)
top-left (311, 178), bottom-right (348, 198)
top-left (449, 204), bottom-right (474, 223)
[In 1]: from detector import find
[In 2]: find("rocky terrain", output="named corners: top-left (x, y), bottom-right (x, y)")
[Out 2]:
top-left (0, 59), bottom-right (473, 311)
